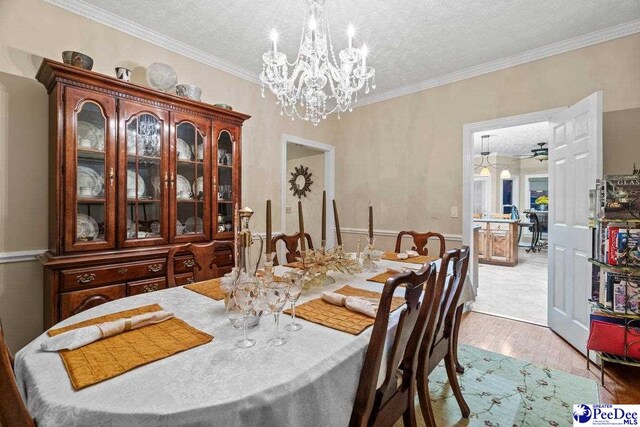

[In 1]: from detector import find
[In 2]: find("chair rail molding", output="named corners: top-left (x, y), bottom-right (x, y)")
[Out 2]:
top-left (0, 250), bottom-right (45, 264)
top-left (340, 227), bottom-right (462, 242)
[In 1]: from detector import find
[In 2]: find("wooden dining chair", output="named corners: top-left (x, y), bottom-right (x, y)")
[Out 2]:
top-left (166, 240), bottom-right (234, 286)
top-left (0, 318), bottom-right (35, 427)
top-left (271, 232), bottom-right (314, 266)
top-left (394, 231), bottom-right (446, 257)
top-left (416, 246), bottom-right (471, 426)
top-left (350, 263), bottom-right (439, 427)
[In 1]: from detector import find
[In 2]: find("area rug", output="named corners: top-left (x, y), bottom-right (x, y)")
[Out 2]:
top-left (412, 345), bottom-right (599, 427)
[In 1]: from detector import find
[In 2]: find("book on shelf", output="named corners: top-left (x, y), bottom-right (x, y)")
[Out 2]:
top-left (616, 229), bottom-right (640, 267)
top-left (602, 175), bottom-right (640, 219)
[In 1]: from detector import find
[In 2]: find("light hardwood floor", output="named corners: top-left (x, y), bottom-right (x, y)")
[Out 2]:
top-left (459, 311), bottom-right (640, 404)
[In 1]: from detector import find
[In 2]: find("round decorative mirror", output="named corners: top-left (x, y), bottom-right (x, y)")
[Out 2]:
top-left (289, 165), bottom-right (313, 199)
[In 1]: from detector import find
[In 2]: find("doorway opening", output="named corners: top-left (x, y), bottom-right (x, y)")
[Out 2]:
top-left (471, 123), bottom-right (550, 326)
top-left (280, 134), bottom-right (335, 261)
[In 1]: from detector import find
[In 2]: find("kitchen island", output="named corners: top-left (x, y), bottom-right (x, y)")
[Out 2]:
top-left (474, 218), bottom-right (520, 266)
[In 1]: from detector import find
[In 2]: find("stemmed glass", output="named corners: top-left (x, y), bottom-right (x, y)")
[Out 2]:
top-left (265, 281), bottom-right (289, 346)
top-left (285, 275), bottom-right (303, 332)
top-left (233, 280), bottom-right (259, 348)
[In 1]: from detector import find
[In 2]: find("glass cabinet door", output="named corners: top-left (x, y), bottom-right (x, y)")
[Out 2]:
top-left (64, 87), bottom-right (117, 252)
top-left (214, 128), bottom-right (238, 238)
top-left (172, 114), bottom-right (211, 241)
top-left (118, 101), bottom-right (169, 247)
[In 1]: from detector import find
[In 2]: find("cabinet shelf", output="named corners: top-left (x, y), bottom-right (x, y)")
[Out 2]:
top-left (588, 258), bottom-right (640, 275)
top-left (589, 300), bottom-right (640, 318)
top-left (598, 352), bottom-right (640, 367)
top-left (77, 197), bottom-right (105, 203)
top-left (217, 200), bottom-right (233, 204)
top-left (177, 159), bottom-right (204, 165)
top-left (595, 217), bottom-right (640, 223)
top-left (127, 198), bottom-right (161, 203)
top-left (217, 164), bottom-right (233, 169)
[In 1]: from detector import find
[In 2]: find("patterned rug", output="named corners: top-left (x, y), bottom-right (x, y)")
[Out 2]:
top-left (413, 345), bottom-right (599, 427)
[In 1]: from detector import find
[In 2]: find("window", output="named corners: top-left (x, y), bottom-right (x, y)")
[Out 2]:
top-left (473, 176), bottom-right (491, 217)
top-left (500, 176), bottom-right (519, 216)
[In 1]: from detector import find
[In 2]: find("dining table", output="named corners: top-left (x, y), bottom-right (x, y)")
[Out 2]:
top-left (15, 255), bottom-right (475, 427)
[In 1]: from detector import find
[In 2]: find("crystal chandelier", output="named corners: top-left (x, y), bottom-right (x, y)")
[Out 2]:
top-left (260, 0), bottom-right (375, 125)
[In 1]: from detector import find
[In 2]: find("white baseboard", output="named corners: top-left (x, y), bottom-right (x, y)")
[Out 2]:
top-left (0, 250), bottom-right (45, 264)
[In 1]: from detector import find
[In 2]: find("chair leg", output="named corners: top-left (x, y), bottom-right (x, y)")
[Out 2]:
top-left (452, 305), bottom-right (464, 374)
top-left (402, 385), bottom-right (418, 427)
top-left (445, 352), bottom-right (470, 418)
top-left (416, 368), bottom-right (437, 427)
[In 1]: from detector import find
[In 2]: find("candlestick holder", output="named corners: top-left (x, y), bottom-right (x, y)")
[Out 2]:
top-left (361, 239), bottom-right (383, 272)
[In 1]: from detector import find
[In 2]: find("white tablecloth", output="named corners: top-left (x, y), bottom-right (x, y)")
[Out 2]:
top-left (15, 257), bottom-right (474, 427)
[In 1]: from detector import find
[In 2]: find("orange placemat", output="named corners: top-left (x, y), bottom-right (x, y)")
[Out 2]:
top-left (184, 278), bottom-right (226, 301)
top-left (366, 269), bottom-right (404, 284)
top-left (382, 252), bottom-right (439, 265)
top-left (284, 285), bottom-right (405, 335)
top-left (48, 304), bottom-right (213, 390)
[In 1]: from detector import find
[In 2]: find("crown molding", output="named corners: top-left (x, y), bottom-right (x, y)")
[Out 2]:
top-left (0, 249), bottom-right (45, 264)
top-left (43, 0), bottom-right (260, 84)
top-left (355, 19), bottom-right (640, 108)
top-left (43, 1), bottom-right (640, 109)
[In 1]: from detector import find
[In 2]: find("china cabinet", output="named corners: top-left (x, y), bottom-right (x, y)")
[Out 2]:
top-left (36, 59), bottom-right (249, 327)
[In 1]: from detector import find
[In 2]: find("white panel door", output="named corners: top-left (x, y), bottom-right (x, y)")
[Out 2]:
top-left (548, 92), bottom-right (602, 354)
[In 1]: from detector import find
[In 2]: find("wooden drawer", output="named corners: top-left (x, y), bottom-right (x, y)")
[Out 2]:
top-left (128, 277), bottom-right (167, 296)
top-left (61, 259), bottom-right (166, 291)
top-left (214, 251), bottom-right (234, 267)
top-left (174, 273), bottom-right (195, 286)
top-left (173, 251), bottom-right (233, 275)
top-left (60, 284), bottom-right (126, 320)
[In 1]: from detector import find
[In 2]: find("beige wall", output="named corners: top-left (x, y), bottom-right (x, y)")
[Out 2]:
top-left (328, 34), bottom-right (640, 252)
top-left (603, 107), bottom-right (640, 175)
top-left (0, 0), bottom-right (333, 350)
top-left (0, 0), bottom-right (639, 350)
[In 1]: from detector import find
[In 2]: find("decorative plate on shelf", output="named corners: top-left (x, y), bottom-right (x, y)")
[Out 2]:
top-left (77, 165), bottom-right (103, 197)
top-left (77, 121), bottom-right (105, 151)
top-left (192, 176), bottom-right (204, 197)
top-left (77, 213), bottom-right (99, 240)
top-left (184, 216), bottom-right (203, 234)
top-left (127, 170), bottom-right (146, 198)
top-left (126, 218), bottom-right (136, 238)
top-left (196, 144), bottom-right (204, 161)
top-left (146, 63), bottom-right (178, 92)
top-left (176, 174), bottom-right (192, 199)
top-left (126, 128), bottom-right (142, 155)
top-left (176, 220), bottom-right (186, 235)
top-left (177, 138), bottom-right (193, 161)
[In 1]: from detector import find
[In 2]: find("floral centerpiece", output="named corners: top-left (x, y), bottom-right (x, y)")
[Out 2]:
top-left (295, 247), bottom-right (362, 289)
top-left (535, 195), bottom-right (549, 210)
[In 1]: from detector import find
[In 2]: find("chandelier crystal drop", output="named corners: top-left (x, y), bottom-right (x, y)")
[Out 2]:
top-left (260, 0), bottom-right (376, 125)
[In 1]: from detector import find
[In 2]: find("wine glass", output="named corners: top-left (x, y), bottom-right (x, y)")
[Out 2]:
top-left (285, 275), bottom-right (303, 332)
top-left (265, 282), bottom-right (289, 346)
top-left (233, 280), bottom-right (258, 348)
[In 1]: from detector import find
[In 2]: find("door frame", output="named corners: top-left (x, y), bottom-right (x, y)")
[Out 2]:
top-left (462, 107), bottom-right (565, 290)
top-left (281, 134), bottom-right (336, 248)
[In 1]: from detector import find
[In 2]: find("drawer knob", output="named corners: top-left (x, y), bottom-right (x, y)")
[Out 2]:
top-left (186, 277), bottom-right (195, 284)
top-left (76, 273), bottom-right (96, 284)
top-left (142, 283), bottom-right (159, 293)
top-left (118, 268), bottom-right (128, 275)
top-left (148, 264), bottom-right (163, 273)
top-left (183, 259), bottom-right (195, 268)
top-left (228, 254), bottom-right (232, 261)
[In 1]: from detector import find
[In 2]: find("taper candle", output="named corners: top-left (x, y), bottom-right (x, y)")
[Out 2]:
top-left (298, 200), bottom-right (306, 252)
top-left (321, 191), bottom-right (326, 244)
top-left (234, 203), bottom-right (239, 268)
top-left (368, 203), bottom-right (373, 243)
top-left (333, 199), bottom-right (342, 246)
top-left (266, 199), bottom-right (272, 254)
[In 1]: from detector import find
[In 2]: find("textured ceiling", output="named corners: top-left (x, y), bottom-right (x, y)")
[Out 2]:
top-left (473, 122), bottom-right (549, 157)
top-left (58, 0), bottom-right (640, 100)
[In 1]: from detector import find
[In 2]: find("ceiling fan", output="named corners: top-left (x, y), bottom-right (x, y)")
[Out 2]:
top-left (514, 142), bottom-right (549, 162)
